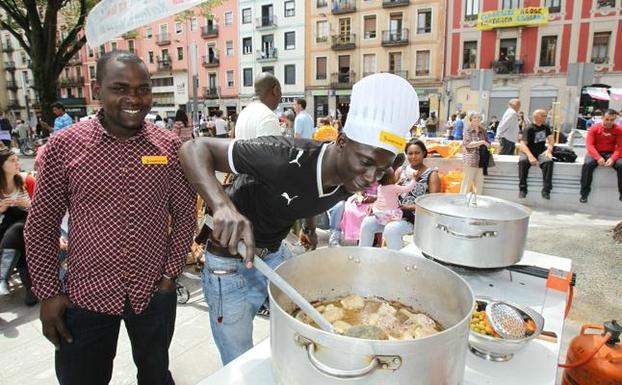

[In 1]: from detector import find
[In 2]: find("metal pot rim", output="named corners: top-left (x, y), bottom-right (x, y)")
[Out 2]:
top-left (415, 193), bottom-right (532, 221)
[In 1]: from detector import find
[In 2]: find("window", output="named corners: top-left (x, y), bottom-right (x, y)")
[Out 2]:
top-left (175, 21), bottom-right (183, 34)
top-left (152, 77), bottom-right (174, 87)
top-left (317, 0), bottom-right (328, 7)
top-left (285, 1), bottom-right (295, 17)
top-left (111, 42), bottom-right (117, 51)
top-left (285, 31), bottom-right (296, 50)
top-left (226, 40), bottom-right (234, 56)
top-left (100, 44), bottom-right (106, 55)
top-left (78, 87), bottom-right (83, 98)
top-left (190, 17), bottom-right (198, 32)
top-left (284, 65), bottom-right (296, 85)
top-left (242, 37), bottom-right (252, 54)
top-left (463, 41), bottom-right (477, 69)
top-left (363, 16), bottom-right (376, 39)
top-left (91, 84), bottom-right (98, 100)
top-left (243, 68), bottom-right (253, 86)
top-left (502, 0), bottom-right (520, 8)
top-left (363, 54), bottom-right (376, 76)
top-left (89, 66), bottom-right (95, 79)
top-left (596, 0), bottom-right (615, 8)
top-left (539, 36), bottom-right (557, 67)
top-left (544, 0), bottom-right (561, 13)
top-left (591, 32), bottom-right (610, 64)
top-left (227, 70), bottom-right (234, 88)
top-left (316, 21), bottom-right (329, 43)
top-left (225, 12), bottom-right (233, 25)
top-left (76, 66), bottom-right (82, 78)
top-left (416, 50), bottom-right (430, 76)
top-left (316, 57), bottom-right (327, 80)
top-left (161, 49), bottom-right (170, 61)
top-left (465, 0), bottom-right (479, 21)
top-left (417, 9), bottom-right (432, 34)
top-left (64, 67), bottom-right (70, 78)
top-left (146, 27), bottom-right (153, 39)
top-left (242, 8), bottom-right (251, 24)
top-left (152, 92), bottom-right (175, 106)
top-left (389, 52), bottom-right (402, 73)
top-left (177, 47), bottom-right (184, 61)
top-left (148, 51), bottom-right (154, 63)
top-left (262, 66), bottom-right (274, 74)
top-left (88, 47), bottom-right (94, 57)
top-left (128, 40), bottom-right (135, 53)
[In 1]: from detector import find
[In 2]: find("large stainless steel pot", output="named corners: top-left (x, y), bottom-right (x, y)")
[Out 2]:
top-left (269, 247), bottom-right (474, 385)
top-left (414, 193), bottom-right (531, 268)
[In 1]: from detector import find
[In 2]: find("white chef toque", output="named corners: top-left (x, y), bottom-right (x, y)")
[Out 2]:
top-left (343, 73), bottom-right (419, 154)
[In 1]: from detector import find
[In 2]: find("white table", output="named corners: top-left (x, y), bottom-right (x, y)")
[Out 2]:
top-left (199, 247), bottom-right (572, 385)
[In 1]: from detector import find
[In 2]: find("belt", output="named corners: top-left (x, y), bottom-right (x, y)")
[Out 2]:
top-left (205, 240), bottom-right (278, 259)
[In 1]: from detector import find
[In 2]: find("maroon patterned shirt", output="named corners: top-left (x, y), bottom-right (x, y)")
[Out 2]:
top-left (25, 115), bottom-right (196, 315)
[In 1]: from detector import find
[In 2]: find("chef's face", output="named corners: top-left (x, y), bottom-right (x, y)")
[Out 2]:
top-left (336, 134), bottom-right (394, 193)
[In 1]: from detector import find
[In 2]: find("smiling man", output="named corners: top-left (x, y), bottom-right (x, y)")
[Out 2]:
top-left (179, 73), bottom-right (420, 364)
top-left (24, 51), bottom-right (196, 385)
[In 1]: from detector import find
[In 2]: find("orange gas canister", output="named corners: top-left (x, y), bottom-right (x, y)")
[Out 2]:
top-left (561, 320), bottom-right (622, 385)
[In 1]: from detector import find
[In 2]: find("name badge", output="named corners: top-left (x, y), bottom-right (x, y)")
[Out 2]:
top-left (141, 155), bottom-right (168, 165)
top-left (379, 131), bottom-right (406, 152)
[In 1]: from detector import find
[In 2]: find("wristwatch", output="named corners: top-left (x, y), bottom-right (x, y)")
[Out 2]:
top-left (301, 226), bottom-right (315, 235)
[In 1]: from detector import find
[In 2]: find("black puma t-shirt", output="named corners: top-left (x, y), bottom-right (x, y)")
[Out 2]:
top-left (228, 136), bottom-right (350, 250)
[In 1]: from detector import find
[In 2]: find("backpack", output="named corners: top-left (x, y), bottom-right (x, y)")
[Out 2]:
top-left (552, 146), bottom-right (577, 163)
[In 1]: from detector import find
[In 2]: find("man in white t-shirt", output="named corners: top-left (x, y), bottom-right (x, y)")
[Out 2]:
top-left (234, 73), bottom-right (282, 139)
top-left (214, 110), bottom-right (229, 138)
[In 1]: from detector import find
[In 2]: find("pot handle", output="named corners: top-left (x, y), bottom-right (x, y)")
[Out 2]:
top-left (297, 336), bottom-right (401, 379)
top-left (436, 224), bottom-right (498, 239)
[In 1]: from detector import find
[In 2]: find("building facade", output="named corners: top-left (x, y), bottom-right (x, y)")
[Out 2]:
top-left (304, 0), bottom-right (446, 124)
top-left (238, 0), bottom-right (306, 112)
top-left (444, 0), bottom-right (622, 128)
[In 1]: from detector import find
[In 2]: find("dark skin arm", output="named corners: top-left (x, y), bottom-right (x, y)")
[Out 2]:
top-left (179, 138), bottom-right (256, 267)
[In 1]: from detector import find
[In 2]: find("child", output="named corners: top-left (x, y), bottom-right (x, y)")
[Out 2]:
top-left (369, 168), bottom-right (417, 226)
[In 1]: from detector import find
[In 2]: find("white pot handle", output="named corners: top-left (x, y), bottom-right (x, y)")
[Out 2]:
top-left (297, 335), bottom-right (402, 379)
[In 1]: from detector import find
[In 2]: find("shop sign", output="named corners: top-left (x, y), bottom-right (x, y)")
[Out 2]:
top-left (476, 7), bottom-right (549, 31)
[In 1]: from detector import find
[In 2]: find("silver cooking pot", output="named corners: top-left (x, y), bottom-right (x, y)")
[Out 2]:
top-left (414, 193), bottom-right (531, 268)
top-left (269, 247), bottom-right (474, 385)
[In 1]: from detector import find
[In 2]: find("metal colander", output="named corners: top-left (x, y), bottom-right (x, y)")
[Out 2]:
top-left (486, 302), bottom-right (527, 339)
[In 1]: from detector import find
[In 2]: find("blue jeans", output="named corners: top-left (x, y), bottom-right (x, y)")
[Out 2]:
top-left (327, 200), bottom-right (345, 231)
top-left (203, 242), bottom-right (292, 364)
top-left (359, 216), bottom-right (414, 250)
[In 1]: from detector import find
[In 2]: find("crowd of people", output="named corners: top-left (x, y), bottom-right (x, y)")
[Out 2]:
top-left (0, 49), bottom-right (620, 385)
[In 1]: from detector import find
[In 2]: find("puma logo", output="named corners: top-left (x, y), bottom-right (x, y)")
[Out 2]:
top-left (288, 149), bottom-right (304, 167)
top-left (281, 192), bottom-right (299, 206)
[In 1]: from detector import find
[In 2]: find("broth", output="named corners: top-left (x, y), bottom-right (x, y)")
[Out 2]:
top-left (292, 295), bottom-right (443, 341)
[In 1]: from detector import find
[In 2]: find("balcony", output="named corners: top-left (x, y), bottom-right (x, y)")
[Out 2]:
top-left (68, 55), bottom-right (82, 66)
top-left (388, 70), bottom-right (409, 79)
top-left (157, 58), bottom-right (172, 71)
top-left (203, 86), bottom-right (220, 99)
top-left (332, 1), bottom-right (356, 14)
top-left (381, 29), bottom-right (409, 46)
top-left (6, 80), bottom-right (17, 90)
top-left (202, 54), bottom-right (220, 68)
top-left (331, 71), bottom-right (356, 89)
top-left (201, 25), bottom-right (219, 38)
top-left (1, 42), bottom-right (13, 52)
top-left (156, 33), bottom-right (171, 46)
top-left (4, 61), bottom-right (15, 71)
top-left (491, 59), bottom-right (523, 75)
top-left (7, 98), bottom-right (20, 109)
top-left (256, 48), bottom-right (278, 62)
top-left (58, 76), bottom-right (85, 88)
top-left (256, 15), bottom-right (278, 29)
top-left (382, 0), bottom-right (410, 7)
top-left (331, 34), bottom-right (356, 50)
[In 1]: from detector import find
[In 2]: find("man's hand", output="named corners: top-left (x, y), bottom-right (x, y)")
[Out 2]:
top-left (0, 201), bottom-right (11, 213)
top-left (40, 294), bottom-right (73, 350)
top-left (545, 150), bottom-right (554, 160)
top-left (158, 276), bottom-right (176, 292)
top-left (13, 197), bottom-right (30, 209)
top-left (59, 237), bottom-right (68, 251)
top-left (605, 158), bottom-right (615, 167)
top-left (597, 158), bottom-right (606, 167)
top-left (529, 156), bottom-right (538, 166)
top-left (211, 206), bottom-right (255, 268)
top-left (299, 229), bottom-right (318, 251)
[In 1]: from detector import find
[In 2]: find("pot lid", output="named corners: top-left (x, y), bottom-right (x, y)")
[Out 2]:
top-left (415, 193), bottom-right (531, 221)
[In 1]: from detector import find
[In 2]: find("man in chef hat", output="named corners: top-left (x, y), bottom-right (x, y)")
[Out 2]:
top-left (179, 73), bottom-right (419, 364)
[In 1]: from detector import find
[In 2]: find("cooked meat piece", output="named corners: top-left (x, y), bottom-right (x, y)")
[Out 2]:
top-left (332, 320), bottom-right (352, 334)
top-left (315, 305), bottom-right (326, 313)
top-left (411, 314), bottom-right (437, 329)
top-left (414, 326), bottom-right (439, 338)
top-left (377, 302), bottom-right (397, 316)
top-left (295, 311), bottom-right (309, 323)
top-left (376, 314), bottom-right (400, 336)
top-left (366, 312), bottom-right (380, 326)
top-left (323, 304), bottom-right (345, 323)
top-left (340, 295), bottom-right (365, 310)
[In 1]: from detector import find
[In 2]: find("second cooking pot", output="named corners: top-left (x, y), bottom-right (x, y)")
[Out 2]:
top-left (414, 193), bottom-right (531, 268)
